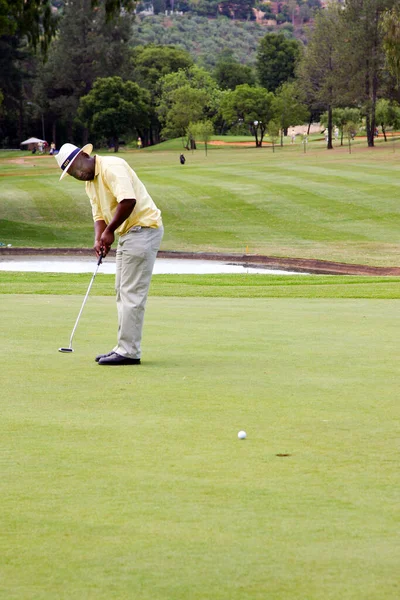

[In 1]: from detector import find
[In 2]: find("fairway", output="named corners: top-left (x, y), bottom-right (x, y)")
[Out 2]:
top-left (1, 287), bottom-right (399, 599)
top-left (2, 140), bottom-right (400, 267)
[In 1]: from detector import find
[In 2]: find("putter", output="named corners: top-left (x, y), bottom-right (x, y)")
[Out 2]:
top-left (59, 252), bottom-right (103, 353)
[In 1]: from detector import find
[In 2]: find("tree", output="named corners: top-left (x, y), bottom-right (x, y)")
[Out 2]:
top-left (78, 76), bottom-right (150, 151)
top-left (272, 81), bottom-right (309, 145)
top-left (0, 0), bottom-right (133, 52)
top-left (159, 85), bottom-right (209, 145)
top-left (344, 121), bottom-right (358, 154)
top-left (214, 51), bottom-right (255, 90)
top-left (219, 84), bottom-right (275, 147)
top-left (382, 6), bottom-right (400, 85)
top-left (0, 36), bottom-right (32, 146)
top-left (256, 32), bottom-right (302, 93)
top-left (157, 65), bottom-right (221, 141)
top-left (131, 45), bottom-right (193, 145)
top-left (219, 0), bottom-right (256, 20)
top-left (375, 99), bottom-right (400, 140)
top-left (267, 119), bottom-right (279, 152)
top-left (188, 120), bottom-right (214, 155)
top-left (0, 0), bottom-right (56, 52)
top-left (92, 0), bottom-right (136, 19)
top-left (132, 45), bottom-right (193, 93)
top-left (0, 0), bottom-right (56, 146)
top-left (39, 0), bottom-right (134, 145)
top-left (186, 0), bottom-right (220, 17)
top-left (0, 0), bottom-right (137, 147)
top-left (342, 0), bottom-right (397, 147)
top-left (321, 107), bottom-right (361, 146)
top-left (297, 5), bottom-right (345, 150)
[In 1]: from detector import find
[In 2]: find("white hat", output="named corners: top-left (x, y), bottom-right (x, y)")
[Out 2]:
top-left (55, 143), bottom-right (93, 181)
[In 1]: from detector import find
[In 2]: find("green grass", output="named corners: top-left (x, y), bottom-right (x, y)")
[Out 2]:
top-left (2, 139), bottom-right (400, 598)
top-left (2, 138), bottom-right (400, 266)
top-left (1, 290), bottom-right (399, 599)
top-left (3, 271), bottom-right (400, 298)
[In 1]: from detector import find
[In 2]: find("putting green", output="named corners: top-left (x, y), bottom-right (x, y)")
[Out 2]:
top-left (1, 293), bottom-right (398, 599)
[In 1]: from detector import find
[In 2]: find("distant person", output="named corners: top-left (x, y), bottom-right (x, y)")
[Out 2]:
top-left (37, 141), bottom-right (44, 154)
top-left (49, 142), bottom-right (56, 155)
top-left (55, 143), bottom-right (164, 366)
top-left (137, 137), bottom-right (142, 149)
top-left (180, 153), bottom-right (186, 165)
top-left (334, 126), bottom-right (339, 141)
top-left (290, 129), bottom-right (295, 144)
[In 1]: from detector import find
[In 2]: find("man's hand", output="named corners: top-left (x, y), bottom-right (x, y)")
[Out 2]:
top-left (94, 240), bottom-right (103, 258)
top-left (92, 199), bottom-right (135, 258)
top-left (94, 220), bottom-right (107, 258)
top-left (100, 228), bottom-right (115, 257)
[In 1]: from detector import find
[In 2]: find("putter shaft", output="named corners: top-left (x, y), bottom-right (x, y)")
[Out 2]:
top-left (59, 253), bottom-right (103, 352)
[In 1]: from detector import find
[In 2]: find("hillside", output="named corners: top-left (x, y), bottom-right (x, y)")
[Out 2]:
top-left (131, 14), bottom-right (297, 67)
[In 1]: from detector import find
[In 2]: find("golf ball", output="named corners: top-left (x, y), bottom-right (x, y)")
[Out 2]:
top-left (238, 430), bottom-right (247, 440)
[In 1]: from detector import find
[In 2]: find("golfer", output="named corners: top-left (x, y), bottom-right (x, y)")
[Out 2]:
top-left (55, 143), bottom-right (163, 365)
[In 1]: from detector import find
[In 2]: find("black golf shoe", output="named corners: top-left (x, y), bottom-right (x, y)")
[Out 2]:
top-left (98, 352), bottom-right (141, 366)
top-left (95, 351), bottom-right (114, 363)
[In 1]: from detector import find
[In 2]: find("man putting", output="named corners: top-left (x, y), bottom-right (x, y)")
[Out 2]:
top-left (55, 143), bottom-right (163, 365)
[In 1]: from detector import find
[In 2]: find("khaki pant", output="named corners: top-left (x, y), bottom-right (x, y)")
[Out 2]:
top-left (112, 225), bottom-right (164, 358)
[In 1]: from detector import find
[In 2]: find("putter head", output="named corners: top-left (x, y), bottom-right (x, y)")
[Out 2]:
top-left (59, 347), bottom-right (74, 353)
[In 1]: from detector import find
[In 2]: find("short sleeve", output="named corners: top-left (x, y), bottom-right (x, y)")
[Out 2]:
top-left (85, 181), bottom-right (104, 222)
top-left (104, 164), bottom-right (136, 203)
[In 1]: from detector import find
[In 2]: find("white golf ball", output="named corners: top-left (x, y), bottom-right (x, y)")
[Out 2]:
top-left (238, 430), bottom-right (247, 440)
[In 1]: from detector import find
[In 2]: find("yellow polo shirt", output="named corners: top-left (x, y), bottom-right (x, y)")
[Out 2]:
top-left (85, 155), bottom-right (162, 235)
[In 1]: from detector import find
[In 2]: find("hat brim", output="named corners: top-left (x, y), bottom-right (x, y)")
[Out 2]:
top-left (59, 143), bottom-right (93, 181)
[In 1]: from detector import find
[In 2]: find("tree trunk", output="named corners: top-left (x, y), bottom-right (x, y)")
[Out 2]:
top-left (52, 121), bottom-right (57, 146)
top-left (382, 124), bottom-right (387, 142)
top-left (18, 100), bottom-right (23, 143)
top-left (365, 66), bottom-right (374, 147)
top-left (253, 126), bottom-right (259, 147)
top-left (307, 114), bottom-right (312, 135)
top-left (370, 64), bottom-right (378, 147)
top-left (368, 115), bottom-right (375, 146)
top-left (327, 105), bottom-right (333, 150)
top-left (260, 126), bottom-right (267, 147)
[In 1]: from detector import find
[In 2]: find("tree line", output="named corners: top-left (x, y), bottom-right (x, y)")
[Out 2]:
top-left (0, 0), bottom-right (399, 150)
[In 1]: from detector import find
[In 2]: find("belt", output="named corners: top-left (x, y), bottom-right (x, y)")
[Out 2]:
top-left (128, 225), bottom-right (150, 232)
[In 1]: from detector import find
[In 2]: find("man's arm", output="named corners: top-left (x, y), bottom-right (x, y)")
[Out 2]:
top-left (99, 198), bottom-right (136, 256)
top-left (94, 220), bottom-right (107, 258)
